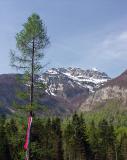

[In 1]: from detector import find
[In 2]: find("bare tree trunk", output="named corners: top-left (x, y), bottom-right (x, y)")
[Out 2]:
top-left (30, 38), bottom-right (35, 108)
top-left (29, 38), bottom-right (35, 160)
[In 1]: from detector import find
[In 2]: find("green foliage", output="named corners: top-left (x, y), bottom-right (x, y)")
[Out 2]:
top-left (1, 103), bottom-right (127, 159)
top-left (11, 13), bottom-right (49, 72)
top-left (10, 13), bottom-right (50, 111)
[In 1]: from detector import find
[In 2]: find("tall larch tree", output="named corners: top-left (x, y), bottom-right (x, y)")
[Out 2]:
top-left (10, 13), bottom-right (50, 113)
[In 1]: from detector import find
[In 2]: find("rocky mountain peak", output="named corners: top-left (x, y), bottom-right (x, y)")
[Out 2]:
top-left (42, 67), bottom-right (110, 96)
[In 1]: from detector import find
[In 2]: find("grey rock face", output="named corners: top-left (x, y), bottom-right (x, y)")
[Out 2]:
top-left (79, 70), bottom-right (127, 112)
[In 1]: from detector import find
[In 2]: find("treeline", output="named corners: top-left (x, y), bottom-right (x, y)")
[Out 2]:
top-left (0, 112), bottom-right (127, 160)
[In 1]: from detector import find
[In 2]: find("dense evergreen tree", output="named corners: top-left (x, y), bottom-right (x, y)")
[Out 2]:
top-left (0, 116), bottom-right (11, 160)
top-left (89, 120), bottom-right (100, 160)
top-left (52, 118), bottom-right (64, 160)
top-left (63, 113), bottom-right (92, 160)
top-left (98, 119), bottom-right (116, 160)
top-left (119, 133), bottom-right (127, 160)
top-left (63, 120), bottom-right (74, 160)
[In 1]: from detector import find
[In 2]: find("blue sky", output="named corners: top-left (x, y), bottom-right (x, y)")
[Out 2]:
top-left (0, 0), bottom-right (127, 77)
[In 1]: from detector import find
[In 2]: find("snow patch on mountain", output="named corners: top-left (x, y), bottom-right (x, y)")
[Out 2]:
top-left (42, 67), bottom-right (110, 96)
top-left (46, 69), bottom-right (58, 75)
top-left (92, 67), bottom-right (98, 72)
top-left (63, 72), bottom-right (107, 84)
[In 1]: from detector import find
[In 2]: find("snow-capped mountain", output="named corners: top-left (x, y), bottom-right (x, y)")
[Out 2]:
top-left (41, 67), bottom-right (110, 97)
top-left (0, 68), bottom-right (110, 116)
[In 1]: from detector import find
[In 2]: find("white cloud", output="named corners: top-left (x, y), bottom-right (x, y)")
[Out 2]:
top-left (119, 31), bottom-right (127, 40)
top-left (89, 31), bottom-right (127, 60)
